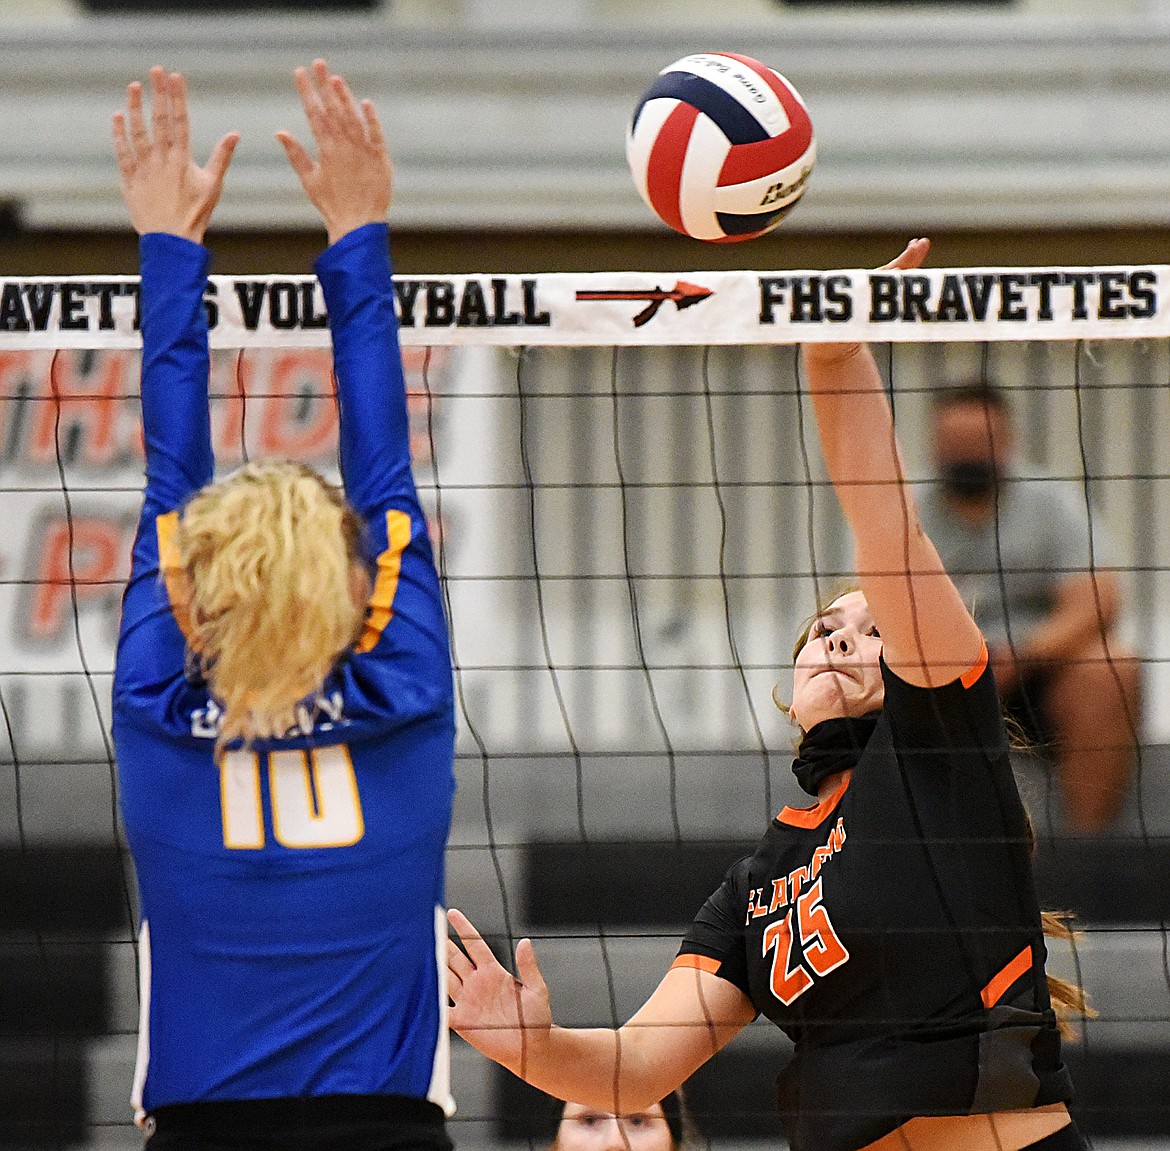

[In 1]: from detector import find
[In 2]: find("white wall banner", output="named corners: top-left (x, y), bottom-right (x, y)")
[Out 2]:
top-left (0, 267), bottom-right (1167, 349)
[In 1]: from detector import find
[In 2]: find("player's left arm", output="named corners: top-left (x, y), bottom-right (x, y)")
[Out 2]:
top-left (448, 909), bottom-right (755, 1113)
top-left (279, 61), bottom-right (451, 720)
top-left (278, 60), bottom-right (406, 521)
top-left (801, 239), bottom-right (985, 690)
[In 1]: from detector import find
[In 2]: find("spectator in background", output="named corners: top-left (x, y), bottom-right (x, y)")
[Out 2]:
top-left (918, 382), bottom-right (1141, 835)
top-left (552, 1093), bottom-right (695, 1151)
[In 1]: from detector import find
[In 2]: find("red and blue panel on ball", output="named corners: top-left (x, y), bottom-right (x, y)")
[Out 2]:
top-left (626, 52), bottom-right (816, 242)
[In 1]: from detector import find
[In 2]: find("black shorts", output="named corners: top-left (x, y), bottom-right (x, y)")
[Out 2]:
top-left (144, 1094), bottom-right (452, 1151)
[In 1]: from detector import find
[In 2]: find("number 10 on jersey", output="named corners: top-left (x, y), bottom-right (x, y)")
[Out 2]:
top-left (219, 746), bottom-right (365, 849)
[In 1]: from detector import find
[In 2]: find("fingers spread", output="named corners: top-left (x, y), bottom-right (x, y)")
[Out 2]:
top-left (170, 72), bottom-right (191, 152)
top-left (150, 66), bottom-right (172, 150)
top-left (447, 907), bottom-right (498, 967)
top-left (112, 113), bottom-right (134, 178)
top-left (206, 132), bottom-right (240, 183)
top-left (362, 99), bottom-right (386, 150)
top-left (276, 130), bottom-right (315, 183)
top-left (515, 938), bottom-right (543, 988)
top-left (446, 935), bottom-right (475, 981)
top-left (330, 74), bottom-right (364, 140)
top-left (293, 66), bottom-right (326, 132)
top-left (312, 59), bottom-right (335, 106)
top-left (309, 59), bottom-right (342, 130)
top-left (127, 81), bottom-right (148, 154)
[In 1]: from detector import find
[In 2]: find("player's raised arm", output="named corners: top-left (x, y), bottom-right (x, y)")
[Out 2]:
top-left (113, 66), bottom-right (238, 515)
top-left (800, 239), bottom-right (984, 689)
top-left (278, 60), bottom-right (405, 519)
top-left (447, 909), bottom-right (755, 1113)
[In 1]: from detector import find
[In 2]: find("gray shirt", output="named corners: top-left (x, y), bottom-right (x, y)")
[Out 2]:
top-left (917, 468), bottom-right (1116, 649)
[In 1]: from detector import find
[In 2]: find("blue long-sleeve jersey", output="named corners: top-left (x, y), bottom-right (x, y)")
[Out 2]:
top-left (112, 225), bottom-right (456, 1115)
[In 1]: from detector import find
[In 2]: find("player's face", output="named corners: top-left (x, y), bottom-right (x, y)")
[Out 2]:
top-left (554, 1103), bottom-right (674, 1151)
top-left (790, 591), bottom-right (884, 732)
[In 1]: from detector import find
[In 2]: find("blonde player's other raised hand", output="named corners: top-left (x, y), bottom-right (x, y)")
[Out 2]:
top-left (277, 59), bottom-right (393, 247)
top-left (111, 66), bottom-right (238, 243)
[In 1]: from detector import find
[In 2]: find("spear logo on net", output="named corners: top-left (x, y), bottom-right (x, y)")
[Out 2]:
top-left (576, 281), bottom-right (714, 328)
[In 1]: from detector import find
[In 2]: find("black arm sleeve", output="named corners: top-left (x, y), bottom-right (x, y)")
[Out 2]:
top-left (676, 855), bottom-right (753, 1000)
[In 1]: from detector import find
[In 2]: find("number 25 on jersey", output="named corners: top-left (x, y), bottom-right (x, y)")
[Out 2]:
top-left (219, 746), bottom-right (364, 850)
top-left (762, 876), bottom-right (849, 1005)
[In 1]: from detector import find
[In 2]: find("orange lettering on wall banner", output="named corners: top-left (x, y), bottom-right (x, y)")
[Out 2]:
top-left (0, 351), bottom-right (35, 397)
top-left (257, 350), bottom-right (339, 459)
top-left (27, 515), bottom-right (129, 641)
top-left (29, 351), bottom-right (134, 467)
top-left (0, 348), bottom-right (452, 472)
top-left (0, 351), bottom-right (35, 454)
top-left (21, 504), bottom-right (454, 646)
top-left (211, 351), bottom-right (249, 461)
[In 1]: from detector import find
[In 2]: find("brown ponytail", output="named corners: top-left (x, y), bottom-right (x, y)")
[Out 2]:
top-left (1039, 908), bottom-right (1096, 1037)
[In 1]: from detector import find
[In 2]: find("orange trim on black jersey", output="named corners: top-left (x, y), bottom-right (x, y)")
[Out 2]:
top-left (671, 954), bottom-right (721, 976)
top-left (960, 640), bottom-right (990, 690)
top-left (777, 772), bottom-right (851, 828)
top-left (981, 944), bottom-right (1033, 1009)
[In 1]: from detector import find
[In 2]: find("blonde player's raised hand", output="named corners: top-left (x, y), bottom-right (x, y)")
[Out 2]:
top-left (112, 67), bottom-right (239, 244)
top-left (447, 908), bottom-right (554, 1074)
top-left (277, 59), bottom-right (393, 248)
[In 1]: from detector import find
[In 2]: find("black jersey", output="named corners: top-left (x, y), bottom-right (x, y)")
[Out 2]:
top-left (675, 650), bottom-right (1073, 1151)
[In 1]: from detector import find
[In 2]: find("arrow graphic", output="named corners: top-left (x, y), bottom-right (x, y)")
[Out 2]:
top-left (576, 281), bottom-right (714, 328)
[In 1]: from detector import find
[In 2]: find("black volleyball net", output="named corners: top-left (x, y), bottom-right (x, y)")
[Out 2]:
top-left (1, 265), bottom-right (1168, 1148)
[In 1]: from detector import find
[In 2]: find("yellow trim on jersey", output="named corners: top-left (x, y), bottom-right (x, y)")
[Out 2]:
top-left (355, 509), bottom-right (413, 654)
top-left (155, 511), bottom-right (196, 642)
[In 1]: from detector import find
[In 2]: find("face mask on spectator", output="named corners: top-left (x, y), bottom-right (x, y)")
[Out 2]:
top-left (942, 459), bottom-right (998, 500)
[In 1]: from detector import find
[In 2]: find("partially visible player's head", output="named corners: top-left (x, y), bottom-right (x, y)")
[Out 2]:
top-left (553, 1093), bottom-right (690, 1151)
top-left (783, 590), bottom-right (884, 732)
top-left (176, 460), bottom-right (369, 744)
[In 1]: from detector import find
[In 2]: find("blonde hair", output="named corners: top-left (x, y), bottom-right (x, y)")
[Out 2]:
top-left (176, 460), bottom-right (366, 745)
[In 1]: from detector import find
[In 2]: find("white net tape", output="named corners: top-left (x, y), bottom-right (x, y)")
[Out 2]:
top-left (0, 266), bottom-right (1167, 349)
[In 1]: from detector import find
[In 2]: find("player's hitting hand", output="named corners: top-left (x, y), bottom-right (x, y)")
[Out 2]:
top-left (878, 236), bottom-right (931, 273)
top-left (446, 908), bottom-right (554, 1073)
top-left (277, 59), bottom-right (393, 248)
top-left (804, 237), bottom-right (932, 366)
top-left (112, 67), bottom-right (239, 244)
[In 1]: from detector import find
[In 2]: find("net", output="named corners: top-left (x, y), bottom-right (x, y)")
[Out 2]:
top-left (1, 264), bottom-right (1168, 1147)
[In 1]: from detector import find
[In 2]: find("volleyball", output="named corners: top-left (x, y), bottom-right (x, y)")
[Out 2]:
top-left (626, 52), bottom-right (816, 243)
